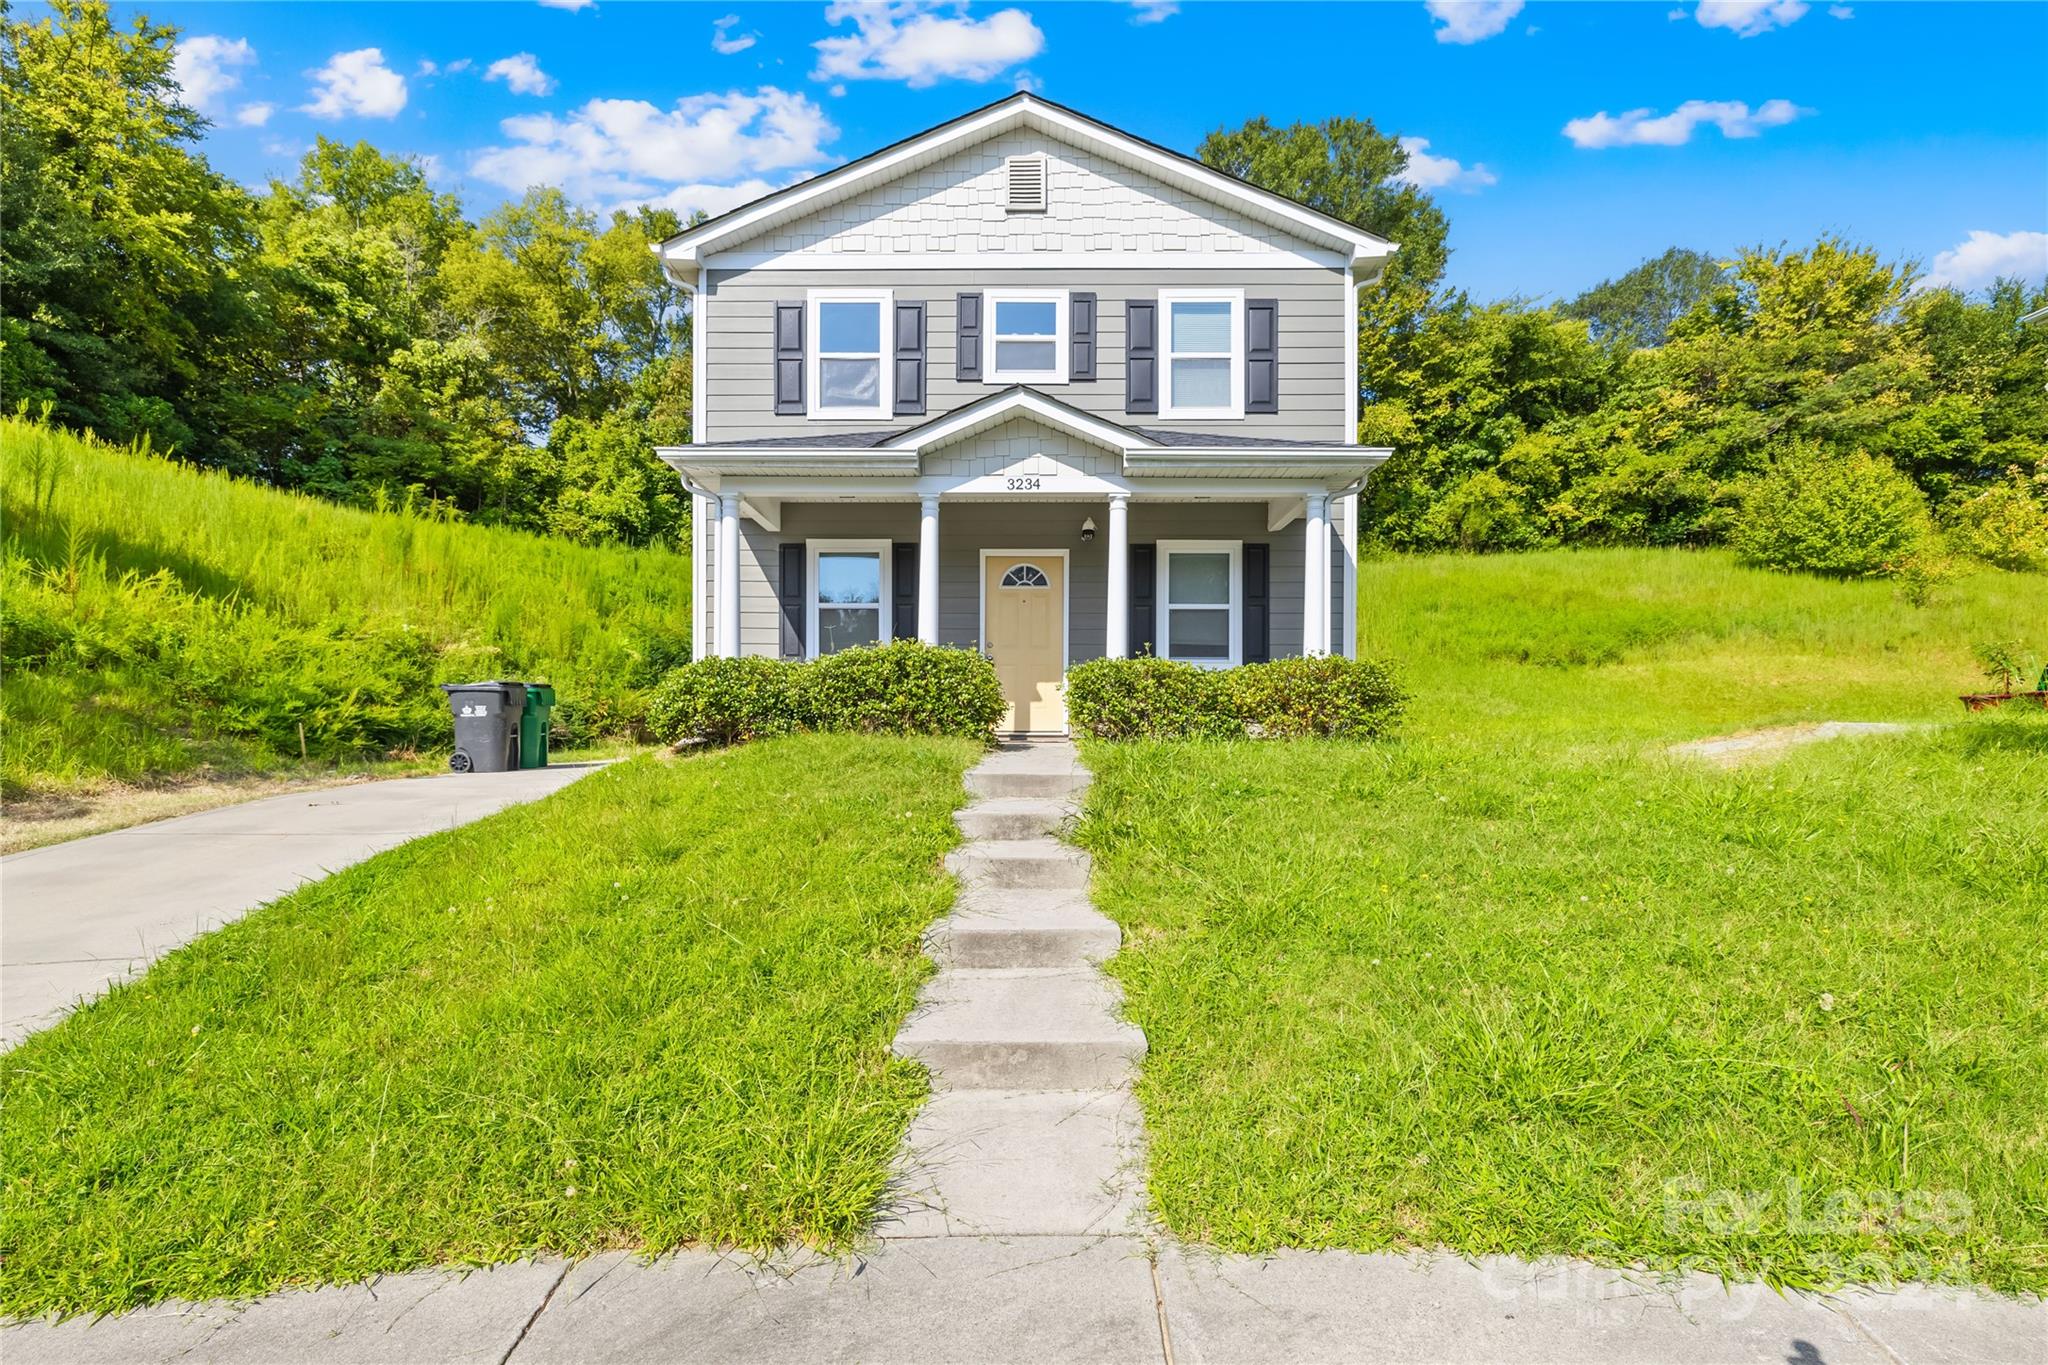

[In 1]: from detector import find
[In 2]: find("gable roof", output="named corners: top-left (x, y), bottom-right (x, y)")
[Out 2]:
top-left (656, 93), bottom-right (1398, 277)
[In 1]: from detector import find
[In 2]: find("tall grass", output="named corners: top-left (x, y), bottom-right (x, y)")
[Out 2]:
top-left (2, 417), bottom-right (691, 795)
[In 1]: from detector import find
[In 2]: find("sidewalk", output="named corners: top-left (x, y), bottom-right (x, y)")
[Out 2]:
top-left (6, 1237), bottom-right (2039, 1364)
top-left (0, 763), bottom-right (603, 1048)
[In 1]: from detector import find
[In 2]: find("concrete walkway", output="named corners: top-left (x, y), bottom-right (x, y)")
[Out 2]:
top-left (0, 763), bottom-right (603, 1048)
top-left (5, 744), bottom-right (2042, 1362)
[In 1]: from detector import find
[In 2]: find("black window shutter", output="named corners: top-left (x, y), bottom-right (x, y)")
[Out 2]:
top-left (773, 302), bottom-right (805, 416)
top-left (1125, 299), bottom-right (1157, 414)
top-left (893, 301), bottom-right (926, 416)
top-left (956, 292), bottom-right (982, 381)
top-left (1243, 542), bottom-right (1270, 663)
top-left (892, 543), bottom-right (918, 641)
top-left (1246, 299), bottom-right (1279, 414)
top-left (1129, 543), bottom-right (1156, 657)
top-left (777, 543), bottom-right (806, 658)
top-left (1070, 292), bottom-right (1097, 381)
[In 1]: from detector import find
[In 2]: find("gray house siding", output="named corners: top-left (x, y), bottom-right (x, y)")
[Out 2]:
top-left (704, 498), bottom-right (1344, 662)
top-left (702, 268), bottom-right (1348, 446)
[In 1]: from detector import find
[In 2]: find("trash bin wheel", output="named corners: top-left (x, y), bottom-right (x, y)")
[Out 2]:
top-left (449, 751), bottom-right (473, 773)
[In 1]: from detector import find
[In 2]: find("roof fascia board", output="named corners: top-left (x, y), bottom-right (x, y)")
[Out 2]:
top-left (882, 388), bottom-right (1162, 454)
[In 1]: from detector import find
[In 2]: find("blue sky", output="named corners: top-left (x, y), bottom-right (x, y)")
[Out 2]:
top-left (135, 0), bottom-right (2048, 302)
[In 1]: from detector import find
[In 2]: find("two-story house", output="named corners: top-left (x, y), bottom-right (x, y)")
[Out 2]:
top-left (657, 94), bottom-right (1395, 734)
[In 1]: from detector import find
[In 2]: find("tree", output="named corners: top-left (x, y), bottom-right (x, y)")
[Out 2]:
top-left (1563, 247), bottom-right (1726, 348)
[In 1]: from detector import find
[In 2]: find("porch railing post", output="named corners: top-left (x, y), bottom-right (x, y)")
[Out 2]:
top-left (918, 495), bottom-right (940, 646)
top-left (1105, 493), bottom-right (1131, 658)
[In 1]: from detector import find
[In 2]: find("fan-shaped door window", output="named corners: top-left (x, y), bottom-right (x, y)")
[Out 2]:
top-left (1000, 563), bottom-right (1051, 589)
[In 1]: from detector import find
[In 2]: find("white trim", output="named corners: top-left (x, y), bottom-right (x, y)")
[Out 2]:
top-left (806, 288), bottom-right (894, 420)
top-left (984, 289), bottom-right (1069, 385)
top-left (1344, 276), bottom-right (1360, 444)
top-left (805, 538), bottom-right (893, 659)
top-left (691, 284), bottom-right (707, 443)
top-left (703, 249), bottom-right (1348, 272)
top-left (883, 388), bottom-right (1146, 454)
top-left (658, 96), bottom-right (1398, 266)
top-left (977, 547), bottom-right (1072, 674)
top-left (1158, 288), bottom-right (1245, 422)
top-left (1155, 538), bottom-right (1242, 668)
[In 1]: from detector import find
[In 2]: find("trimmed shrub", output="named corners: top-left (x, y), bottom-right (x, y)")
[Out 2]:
top-left (648, 642), bottom-right (1003, 746)
top-left (1944, 472), bottom-right (2048, 574)
top-left (1063, 657), bottom-right (1241, 741)
top-left (1230, 655), bottom-right (1407, 739)
top-left (1732, 446), bottom-right (1931, 578)
top-left (647, 656), bottom-right (805, 746)
top-left (805, 639), bottom-right (1006, 738)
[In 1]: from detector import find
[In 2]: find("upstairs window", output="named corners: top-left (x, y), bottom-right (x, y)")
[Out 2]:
top-left (987, 290), bottom-right (1067, 384)
top-left (1159, 289), bottom-right (1243, 420)
top-left (808, 290), bottom-right (893, 418)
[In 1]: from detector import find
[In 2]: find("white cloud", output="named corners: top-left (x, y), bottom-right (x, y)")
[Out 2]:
top-left (172, 35), bottom-right (256, 113)
top-left (637, 178), bottom-right (795, 221)
top-left (1393, 136), bottom-right (1497, 193)
top-left (469, 86), bottom-right (836, 213)
top-left (537, 0), bottom-right (596, 10)
top-left (1694, 0), bottom-right (1809, 35)
top-left (235, 102), bottom-right (275, 127)
top-left (1424, 0), bottom-right (1524, 44)
top-left (1828, 4), bottom-right (1853, 15)
top-left (302, 48), bottom-right (408, 119)
top-left (486, 53), bottom-right (557, 96)
top-left (1130, 0), bottom-right (1178, 22)
top-left (713, 15), bottom-right (760, 53)
top-left (1920, 229), bottom-right (2048, 292)
top-left (1563, 98), bottom-right (1808, 148)
top-left (812, 2), bottom-right (1045, 87)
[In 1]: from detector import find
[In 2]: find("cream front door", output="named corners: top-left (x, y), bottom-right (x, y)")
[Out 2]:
top-left (984, 554), bottom-right (1066, 734)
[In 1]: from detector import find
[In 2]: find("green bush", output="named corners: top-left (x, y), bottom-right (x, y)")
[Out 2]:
top-left (648, 642), bottom-right (1004, 746)
top-left (1064, 657), bottom-right (1241, 741)
top-left (805, 639), bottom-right (1006, 738)
top-left (1732, 446), bottom-right (1931, 578)
top-left (1944, 470), bottom-right (2048, 574)
top-left (647, 656), bottom-right (806, 746)
top-left (1230, 655), bottom-right (1408, 739)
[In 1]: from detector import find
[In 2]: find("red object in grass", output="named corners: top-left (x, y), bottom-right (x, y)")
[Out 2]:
top-left (1959, 691), bottom-right (2048, 712)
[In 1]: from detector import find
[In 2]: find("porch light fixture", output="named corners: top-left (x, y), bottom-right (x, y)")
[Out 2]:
top-left (1080, 517), bottom-right (1097, 543)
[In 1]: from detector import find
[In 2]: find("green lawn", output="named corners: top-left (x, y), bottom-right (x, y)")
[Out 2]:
top-left (1080, 549), bottom-right (2048, 1293)
top-left (0, 736), bottom-right (975, 1318)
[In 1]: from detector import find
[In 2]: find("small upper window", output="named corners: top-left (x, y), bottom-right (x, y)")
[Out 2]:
top-left (1159, 290), bottom-right (1243, 420)
top-left (808, 291), bottom-right (893, 418)
top-left (1005, 154), bottom-right (1047, 213)
top-left (986, 290), bottom-right (1067, 384)
top-left (1000, 563), bottom-right (1051, 588)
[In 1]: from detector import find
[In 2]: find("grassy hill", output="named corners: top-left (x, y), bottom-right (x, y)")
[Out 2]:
top-left (2, 417), bottom-right (691, 800)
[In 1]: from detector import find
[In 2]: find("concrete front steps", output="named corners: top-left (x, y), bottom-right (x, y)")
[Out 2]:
top-left (884, 739), bottom-right (1149, 1242)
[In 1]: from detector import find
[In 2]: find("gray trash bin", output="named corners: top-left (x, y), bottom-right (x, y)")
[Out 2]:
top-left (441, 681), bottom-right (527, 773)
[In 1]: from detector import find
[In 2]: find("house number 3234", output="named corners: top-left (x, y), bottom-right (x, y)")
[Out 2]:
top-left (1004, 476), bottom-right (1042, 491)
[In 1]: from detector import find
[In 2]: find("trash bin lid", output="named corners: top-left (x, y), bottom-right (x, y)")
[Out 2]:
top-left (440, 681), bottom-right (527, 698)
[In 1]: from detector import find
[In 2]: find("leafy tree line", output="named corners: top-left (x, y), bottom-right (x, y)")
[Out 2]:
top-left (3, 1), bottom-right (693, 548)
top-left (1201, 119), bottom-right (2048, 568)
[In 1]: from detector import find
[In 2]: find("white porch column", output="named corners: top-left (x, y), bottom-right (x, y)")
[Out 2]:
top-left (716, 490), bottom-right (741, 658)
top-left (1105, 493), bottom-right (1131, 658)
top-left (1340, 490), bottom-right (1360, 660)
top-left (690, 489), bottom-right (709, 661)
top-left (1303, 492), bottom-right (1329, 656)
top-left (917, 495), bottom-right (940, 645)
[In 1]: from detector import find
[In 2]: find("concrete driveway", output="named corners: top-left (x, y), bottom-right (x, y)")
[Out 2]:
top-left (0, 764), bottom-right (603, 1049)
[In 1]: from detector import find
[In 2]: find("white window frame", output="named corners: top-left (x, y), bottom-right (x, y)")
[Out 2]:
top-left (1158, 288), bottom-right (1244, 421)
top-left (806, 288), bottom-right (893, 420)
top-left (807, 538), bottom-right (893, 658)
top-left (985, 288), bottom-right (1068, 385)
top-left (1155, 539), bottom-right (1241, 669)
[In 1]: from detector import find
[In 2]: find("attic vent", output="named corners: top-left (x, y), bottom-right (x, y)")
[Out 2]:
top-left (1005, 154), bottom-right (1047, 213)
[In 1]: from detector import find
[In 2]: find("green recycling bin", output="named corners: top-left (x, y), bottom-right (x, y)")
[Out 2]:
top-left (518, 683), bottom-right (556, 769)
